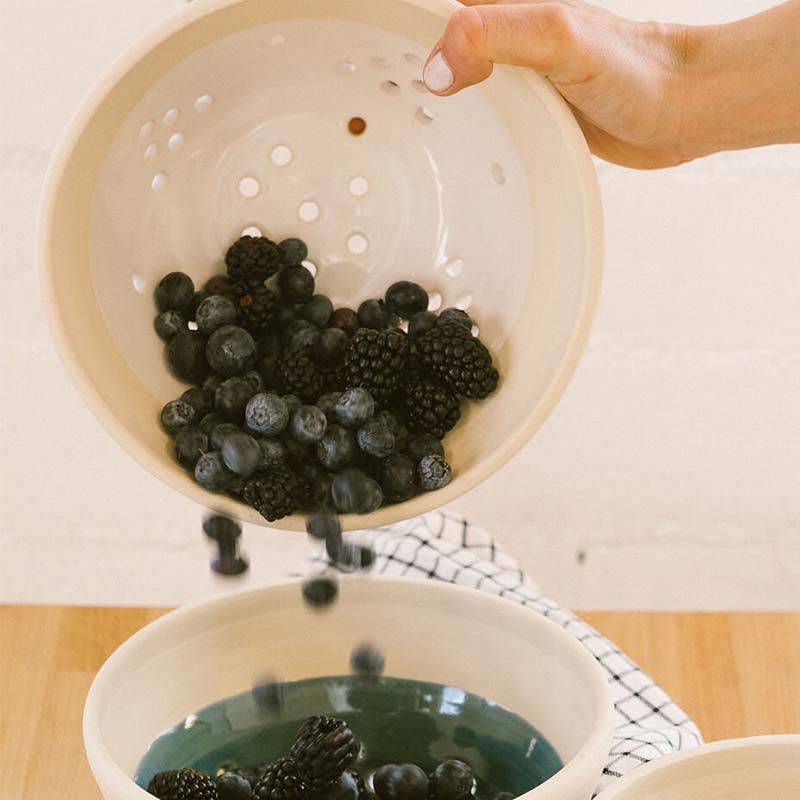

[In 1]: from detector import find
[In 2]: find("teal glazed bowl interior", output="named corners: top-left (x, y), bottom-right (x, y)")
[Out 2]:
top-left (135, 675), bottom-right (563, 796)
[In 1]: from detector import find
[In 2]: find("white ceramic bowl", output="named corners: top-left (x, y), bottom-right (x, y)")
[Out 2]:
top-left (601, 735), bottom-right (800, 799)
top-left (38, 0), bottom-right (603, 531)
top-left (84, 578), bottom-right (614, 799)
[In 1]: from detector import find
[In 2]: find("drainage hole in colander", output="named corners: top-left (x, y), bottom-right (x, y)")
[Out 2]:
top-left (271, 145), bottom-right (293, 167)
top-left (194, 94), bottom-right (213, 112)
top-left (491, 162), bottom-right (507, 186)
top-left (302, 259), bottom-right (317, 277)
top-left (404, 52), bottom-right (424, 65)
top-left (241, 225), bottom-right (263, 238)
top-left (471, 324), bottom-right (480, 337)
top-left (338, 61), bottom-right (357, 73)
top-left (445, 259), bottom-right (463, 278)
top-left (411, 79), bottom-right (428, 94)
top-left (151, 173), bottom-right (167, 192)
top-left (269, 34), bottom-right (286, 46)
top-left (370, 56), bottom-right (390, 69)
top-left (139, 119), bottom-right (154, 139)
top-left (416, 107), bottom-right (434, 124)
top-left (456, 293), bottom-right (473, 311)
top-left (428, 292), bottom-right (442, 311)
top-left (399, 320), bottom-right (410, 332)
top-left (239, 177), bottom-right (261, 199)
top-left (162, 107), bottom-right (179, 126)
top-left (131, 273), bottom-right (145, 293)
top-left (187, 321), bottom-right (199, 331)
top-left (381, 80), bottom-right (400, 95)
top-left (346, 233), bottom-right (369, 255)
top-left (348, 117), bottom-right (367, 136)
top-left (143, 143), bottom-right (157, 161)
top-left (298, 201), bottom-right (320, 223)
top-left (168, 132), bottom-right (184, 152)
top-left (348, 176), bottom-right (369, 197)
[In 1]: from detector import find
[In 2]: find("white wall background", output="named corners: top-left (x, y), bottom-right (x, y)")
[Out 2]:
top-left (1, 0), bottom-right (798, 609)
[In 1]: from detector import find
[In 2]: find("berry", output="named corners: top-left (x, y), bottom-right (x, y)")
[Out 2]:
top-left (328, 308), bottom-right (360, 337)
top-left (278, 350), bottom-right (324, 402)
top-left (174, 426), bottom-right (209, 468)
top-left (402, 433), bottom-right (444, 463)
top-left (407, 310), bottom-right (438, 340)
top-left (252, 674), bottom-right (287, 714)
top-left (283, 433), bottom-right (311, 465)
top-left (317, 425), bottom-right (359, 471)
top-left (235, 286), bottom-right (280, 338)
top-left (357, 299), bottom-right (397, 330)
top-left (257, 357), bottom-right (284, 392)
top-left (344, 328), bottom-right (409, 401)
top-left (243, 466), bottom-right (308, 521)
top-left (251, 758), bottom-right (307, 800)
top-left (290, 716), bottom-right (360, 791)
top-left (280, 264), bottom-right (315, 304)
top-left (279, 237), bottom-right (309, 266)
top-left (200, 412), bottom-right (226, 436)
top-left (196, 295), bottom-right (237, 335)
top-left (215, 377), bottom-right (257, 421)
top-left (154, 310), bottom-right (187, 341)
top-left (430, 761), bottom-right (475, 800)
top-left (284, 319), bottom-right (319, 353)
top-left (188, 291), bottom-right (209, 320)
top-left (283, 394), bottom-right (303, 418)
top-left (259, 437), bottom-right (288, 469)
top-left (203, 373), bottom-right (225, 393)
top-left (350, 642), bottom-right (385, 677)
top-left (206, 326), bottom-right (256, 377)
top-left (403, 379), bottom-right (461, 439)
top-left (373, 765), bottom-right (429, 800)
top-left (203, 514), bottom-right (241, 541)
top-left (315, 328), bottom-right (348, 365)
top-left (244, 370), bottom-right (264, 392)
top-left (380, 454), bottom-right (417, 502)
top-left (245, 393), bottom-right (289, 436)
top-left (356, 420), bottom-right (395, 458)
top-left (155, 272), bottom-right (195, 312)
top-left (416, 322), bottom-right (498, 399)
top-left (418, 454), bottom-right (452, 491)
top-left (301, 466), bottom-right (335, 511)
top-left (225, 236), bottom-right (282, 286)
top-left (438, 308), bottom-right (472, 329)
top-left (180, 387), bottom-right (215, 420)
top-left (210, 422), bottom-right (241, 451)
top-left (332, 469), bottom-right (383, 514)
top-left (335, 388), bottom-right (375, 429)
top-left (257, 333), bottom-right (282, 361)
top-left (316, 392), bottom-right (342, 421)
top-left (319, 364), bottom-right (348, 394)
top-left (302, 576), bottom-right (338, 608)
top-left (374, 410), bottom-right (407, 440)
top-left (291, 405), bottom-right (328, 444)
top-left (195, 452), bottom-right (236, 492)
top-left (161, 400), bottom-right (197, 435)
top-left (204, 274), bottom-right (233, 296)
top-left (300, 295), bottom-right (334, 328)
top-left (306, 513), bottom-right (341, 541)
top-left (215, 772), bottom-right (251, 800)
top-left (168, 330), bottom-right (210, 384)
top-left (221, 431), bottom-right (262, 477)
top-left (315, 770), bottom-right (361, 800)
top-left (272, 304), bottom-right (297, 332)
top-left (147, 767), bottom-right (217, 800)
top-left (385, 281), bottom-right (429, 318)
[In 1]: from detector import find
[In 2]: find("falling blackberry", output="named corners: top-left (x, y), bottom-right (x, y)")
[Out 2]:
top-left (344, 328), bottom-right (409, 401)
top-left (234, 285), bottom-right (280, 338)
top-left (243, 465), bottom-right (308, 522)
top-left (290, 716), bottom-right (361, 792)
top-left (225, 236), bottom-right (283, 286)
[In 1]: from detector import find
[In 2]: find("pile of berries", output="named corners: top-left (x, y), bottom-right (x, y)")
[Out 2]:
top-left (153, 234), bottom-right (499, 521)
top-left (147, 716), bottom-right (506, 800)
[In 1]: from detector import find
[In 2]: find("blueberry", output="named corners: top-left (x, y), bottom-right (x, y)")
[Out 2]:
top-left (154, 310), bottom-right (186, 341)
top-left (284, 319), bottom-right (319, 353)
top-left (381, 453), bottom-right (417, 502)
top-left (206, 325), bottom-right (256, 377)
top-left (245, 393), bottom-right (289, 436)
top-left (187, 290), bottom-right (209, 320)
top-left (316, 391), bottom-right (342, 421)
top-left (196, 294), bottom-right (237, 335)
top-left (215, 772), bottom-right (251, 800)
top-left (306, 512), bottom-right (341, 541)
top-left (155, 271), bottom-right (194, 312)
top-left (222, 431), bottom-right (262, 477)
top-left (259, 437), bottom-right (287, 468)
top-left (328, 307), bottom-right (360, 337)
top-left (271, 304), bottom-right (296, 331)
top-left (357, 299), bottom-right (397, 330)
top-left (195, 451), bottom-right (235, 492)
top-left (317, 425), bottom-right (359, 470)
top-left (373, 764), bottom-right (429, 800)
top-left (315, 327), bottom-right (348, 365)
top-left (256, 357), bottom-right (284, 391)
top-left (243, 370), bottom-right (264, 392)
top-left (283, 434), bottom-right (311, 465)
top-left (407, 310), bottom-right (438, 340)
top-left (291, 405), bottom-right (328, 444)
top-left (210, 422), bottom-right (241, 451)
top-left (438, 307), bottom-right (473, 329)
top-left (160, 400), bottom-right (197, 435)
top-left (300, 295), bottom-right (333, 328)
top-left (403, 433), bottom-right (444, 463)
top-left (335, 388), bottom-right (375, 428)
top-left (332, 468), bottom-right (383, 514)
top-left (204, 274), bottom-right (233, 295)
top-left (278, 237), bottom-right (309, 266)
top-left (299, 464), bottom-right (335, 510)
top-left (215, 377), bottom-right (257, 421)
top-left (418, 454), bottom-right (452, 490)
top-left (357, 420), bottom-right (395, 458)
top-left (374, 409), bottom-right (406, 439)
top-left (350, 642), bottom-right (385, 677)
top-left (203, 373), bottom-right (225, 393)
top-left (180, 387), bottom-right (215, 419)
top-left (256, 333), bottom-right (281, 361)
top-left (167, 330), bottom-right (210, 384)
top-left (317, 771), bottom-right (360, 800)
top-left (430, 761), bottom-right (475, 800)
top-left (279, 264), bottom-right (315, 304)
top-left (282, 394), bottom-right (303, 418)
top-left (200, 412), bottom-right (226, 436)
top-left (251, 674), bottom-right (286, 715)
top-left (302, 576), bottom-right (338, 608)
top-left (385, 281), bottom-right (429, 319)
top-left (174, 425), bottom-right (209, 467)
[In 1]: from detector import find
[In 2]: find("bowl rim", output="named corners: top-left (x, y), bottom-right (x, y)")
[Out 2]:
top-left (83, 577), bottom-right (615, 799)
top-left (37, 0), bottom-right (604, 532)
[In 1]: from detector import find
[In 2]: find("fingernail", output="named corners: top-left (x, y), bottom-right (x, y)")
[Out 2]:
top-left (424, 50), bottom-right (454, 92)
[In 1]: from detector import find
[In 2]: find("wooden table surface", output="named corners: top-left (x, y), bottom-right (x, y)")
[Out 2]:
top-left (1, 607), bottom-right (798, 799)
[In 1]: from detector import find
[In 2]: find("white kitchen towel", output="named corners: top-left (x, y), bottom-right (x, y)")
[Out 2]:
top-left (295, 509), bottom-right (703, 795)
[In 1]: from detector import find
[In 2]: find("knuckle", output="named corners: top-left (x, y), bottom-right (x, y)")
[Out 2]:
top-left (449, 6), bottom-right (490, 51)
top-left (538, 3), bottom-right (577, 47)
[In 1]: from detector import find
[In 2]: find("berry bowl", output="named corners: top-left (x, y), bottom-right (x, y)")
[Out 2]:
top-left (38, 0), bottom-right (603, 530)
top-left (84, 578), bottom-right (614, 800)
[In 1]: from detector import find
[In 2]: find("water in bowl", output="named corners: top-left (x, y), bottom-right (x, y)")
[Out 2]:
top-left (136, 675), bottom-right (563, 797)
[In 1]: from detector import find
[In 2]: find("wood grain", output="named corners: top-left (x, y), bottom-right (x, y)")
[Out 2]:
top-left (1, 607), bottom-right (798, 799)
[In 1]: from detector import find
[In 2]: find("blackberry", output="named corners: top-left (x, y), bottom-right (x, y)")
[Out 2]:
top-left (278, 349), bottom-right (324, 403)
top-left (147, 767), bottom-right (217, 800)
top-left (243, 466), bottom-right (308, 521)
top-left (319, 363), bottom-right (348, 394)
top-left (402, 378), bottom-right (461, 439)
top-left (259, 437), bottom-right (288, 469)
top-left (235, 285), bottom-right (280, 338)
top-left (344, 328), bottom-right (409, 401)
top-left (290, 716), bottom-right (360, 791)
top-left (416, 322), bottom-right (498, 399)
top-left (225, 236), bottom-right (282, 286)
top-left (251, 757), bottom-right (306, 800)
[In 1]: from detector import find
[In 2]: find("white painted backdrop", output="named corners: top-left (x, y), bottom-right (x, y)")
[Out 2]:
top-left (1, 0), bottom-right (798, 608)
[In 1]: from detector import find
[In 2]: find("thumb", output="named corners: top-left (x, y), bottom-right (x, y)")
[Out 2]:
top-left (423, 3), bottom-right (584, 95)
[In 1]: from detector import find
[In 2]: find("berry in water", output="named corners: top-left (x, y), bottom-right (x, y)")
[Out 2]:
top-left (350, 642), bottom-right (385, 677)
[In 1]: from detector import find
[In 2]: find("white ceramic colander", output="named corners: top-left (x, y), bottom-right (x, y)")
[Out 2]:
top-left (38, 0), bottom-right (603, 530)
